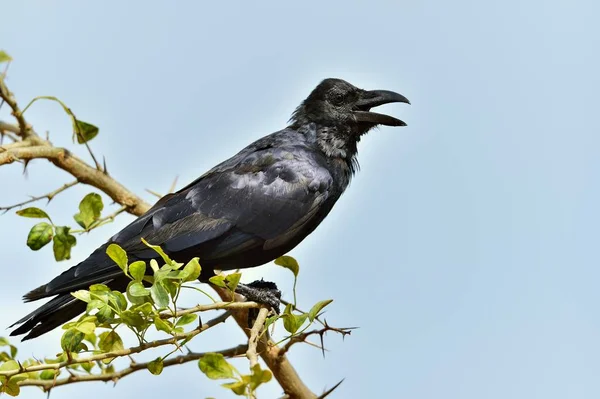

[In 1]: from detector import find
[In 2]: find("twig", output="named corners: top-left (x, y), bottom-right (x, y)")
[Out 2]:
top-left (0, 75), bottom-right (32, 138)
top-left (247, 308), bottom-right (270, 369)
top-left (19, 344), bottom-right (248, 391)
top-left (0, 180), bottom-right (78, 213)
top-left (278, 322), bottom-right (355, 358)
top-left (158, 301), bottom-right (260, 320)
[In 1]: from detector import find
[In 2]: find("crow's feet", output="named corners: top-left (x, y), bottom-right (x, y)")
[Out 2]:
top-left (235, 279), bottom-right (281, 315)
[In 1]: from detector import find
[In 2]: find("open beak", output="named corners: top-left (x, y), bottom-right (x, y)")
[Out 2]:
top-left (353, 89), bottom-right (410, 127)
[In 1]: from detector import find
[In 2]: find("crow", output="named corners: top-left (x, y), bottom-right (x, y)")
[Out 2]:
top-left (10, 78), bottom-right (409, 340)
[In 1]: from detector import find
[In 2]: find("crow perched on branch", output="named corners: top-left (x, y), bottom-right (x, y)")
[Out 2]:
top-left (11, 78), bottom-right (409, 340)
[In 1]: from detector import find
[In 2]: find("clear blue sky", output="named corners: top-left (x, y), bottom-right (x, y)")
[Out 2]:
top-left (1, 1), bottom-right (599, 398)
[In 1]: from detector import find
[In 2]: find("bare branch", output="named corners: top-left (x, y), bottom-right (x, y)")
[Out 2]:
top-left (247, 308), bottom-right (270, 369)
top-left (0, 77), bottom-right (33, 138)
top-left (278, 322), bottom-right (355, 358)
top-left (0, 180), bottom-right (78, 213)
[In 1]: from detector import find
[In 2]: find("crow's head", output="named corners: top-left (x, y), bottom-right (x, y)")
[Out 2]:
top-left (290, 78), bottom-right (410, 133)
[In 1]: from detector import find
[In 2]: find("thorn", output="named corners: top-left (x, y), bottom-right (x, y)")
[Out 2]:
top-left (103, 156), bottom-right (109, 175)
top-left (318, 379), bottom-right (345, 398)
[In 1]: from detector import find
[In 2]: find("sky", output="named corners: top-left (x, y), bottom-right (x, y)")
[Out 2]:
top-left (1, 1), bottom-right (599, 398)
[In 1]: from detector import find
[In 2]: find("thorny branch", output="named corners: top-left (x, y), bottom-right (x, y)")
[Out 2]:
top-left (0, 180), bottom-right (78, 214)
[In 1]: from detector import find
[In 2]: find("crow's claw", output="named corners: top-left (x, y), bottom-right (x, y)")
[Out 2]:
top-left (236, 279), bottom-right (281, 315)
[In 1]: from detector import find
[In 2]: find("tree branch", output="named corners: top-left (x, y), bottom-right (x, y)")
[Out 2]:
top-left (19, 344), bottom-right (248, 391)
top-left (0, 180), bottom-right (78, 213)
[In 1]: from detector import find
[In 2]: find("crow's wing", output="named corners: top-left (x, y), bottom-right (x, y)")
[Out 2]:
top-left (39, 144), bottom-right (333, 296)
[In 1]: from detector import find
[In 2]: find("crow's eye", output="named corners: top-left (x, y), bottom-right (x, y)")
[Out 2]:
top-left (330, 91), bottom-right (346, 105)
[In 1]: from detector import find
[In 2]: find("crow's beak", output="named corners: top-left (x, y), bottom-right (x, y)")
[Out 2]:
top-left (353, 89), bottom-right (410, 127)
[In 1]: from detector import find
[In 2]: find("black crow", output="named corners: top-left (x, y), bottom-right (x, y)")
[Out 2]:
top-left (11, 78), bottom-right (409, 339)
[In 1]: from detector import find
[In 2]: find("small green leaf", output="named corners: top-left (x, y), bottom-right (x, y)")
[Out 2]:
top-left (141, 238), bottom-right (173, 265)
top-left (1, 379), bottom-right (20, 396)
top-left (209, 275), bottom-right (226, 288)
top-left (308, 299), bottom-right (333, 322)
top-left (98, 331), bottom-right (124, 352)
top-left (198, 353), bottom-right (235, 380)
top-left (175, 314), bottom-right (198, 327)
top-left (226, 272), bottom-right (241, 292)
top-left (53, 226), bottom-right (77, 261)
top-left (106, 243), bottom-right (128, 274)
top-left (180, 258), bottom-right (201, 282)
top-left (108, 291), bottom-right (128, 311)
top-left (154, 318), bottom-right (172, 334)
top-left (75, 321), bottom-right (96, 335)
top-left (0, 360), bottom-right (19, 371)
top-left (129, 261), bottom-right (146, 281)
top-left (16, 207), bottom-right (51, 221)
top-left (148, 357), bottom-right (164, 375)
top-left (249, 364), bottom-right (273, 389)
top-left (222, 381), bottom-right (247, 395)
top-left (127, 281), bottom-right (149, 297)
top-left (61, 328), bottom-right (85, 352)
top-left (73, 193), bottom-right (104, 229)
top-left (39, 369), bottom-right (58, 380)
top-left (274, 255), bottom-right (299, 277)
top-left (71, 290), bottom-right (91, 303)
top-left (151, 283), bottom-right (170, 308)
top-left (0, 50), bottom-right (13, 64)
top-left (89, 284), bottom-right (110, 292)
top-left (96, 304), bottom-right (113, 324)
top-left (26, 222), bottom-right (53, 250)
top-left (282, 304), bottom-right (307, 335)
top-left (120, 310), bottom-right (145, 329)
top-left (74, 119), bottom-right (99, 144)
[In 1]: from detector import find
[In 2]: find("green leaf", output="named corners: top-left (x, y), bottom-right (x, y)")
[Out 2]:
top-left (71, 290), bottom-right (91, 303)
top-left (127, 281), bottom-right (149, 297)
top-left (222, 381), bottom-right (247, 396)
top-left (308, 299), bottom-right (333, 322)
top-left (16, 207), bottom-right (51, 221)
top-left (75, 321), bottom-right (96, 335)
top-left (149, 259), bottom-right (159, 273)
top-left (0, 50), bottom-right (13, 64)
top-left (61, 328), bottom-right (85, 352)
top-left (108, 291), bottom-right (128, 311)
top-left (106, 243), bottom-right (128, 274)
top-left (129, 260), bottom-right (146, 281)
top-left (53, 226), bottom-right (77, 261)
top-left (198, 353), bottom-right (235, 380)
top-left (151, 283), bottom-right (170, 308)
top-left (96, 304), bottom-right (113, 324)
top-left (141, 238), bottom-right (173, 265)
top-left (180, 258), bottom-right (201, 282)
top-left (90, 284), bottom-right (110, 292)
top-left (282, 304), bottom-right (307, 335)
top-left (175, 314), bottom-right (198, 327)
top-left (274, 255), bottom-right (299, 277)
top-left (0, 360), bottom-right (18, 371)
top-left (26, 222), bottom-right (53, 250)
top-left (226, 272), bottom-right (241, 292)
top-left (1, 379), bottom-right (20, 396)
top-left (154, 318), bottom-right (172, 334)
top-left (148, 358), bottom-right (163, 375)
top-left (74, 119), bottom-right (99, 144)
top-left (120, 310), bottom-right (145, 329)
top-left (39, 369), bottom-right (58, 380)
top-left (73, 193), bottom-right (104, 229)
top-left (98, 331), bottom-right (124, 352)
top-left (249, 364), bottom-right (272, 389)
top-left (209, 275), bottom-right (226, 288)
